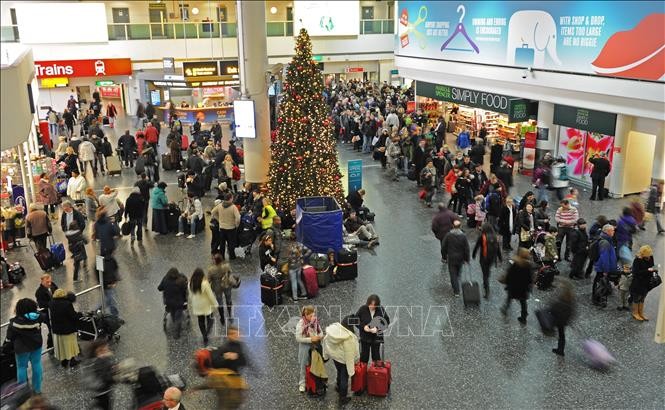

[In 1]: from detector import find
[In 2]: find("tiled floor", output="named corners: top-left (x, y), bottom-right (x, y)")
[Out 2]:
top-left (1, 115), bottom-right (663, 409)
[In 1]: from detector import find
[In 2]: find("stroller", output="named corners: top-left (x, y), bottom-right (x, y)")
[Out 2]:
top-left (131, 366), bottom-right (186, 410)
top-left (236, 212), bottom-right (257, 256)
top-left (530, 230), bottom-right (559, 290)
top-left (78, 310), bottom-right (125, 342)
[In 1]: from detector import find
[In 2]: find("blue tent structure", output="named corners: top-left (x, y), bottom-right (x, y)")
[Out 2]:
top-left (295, 196), bottom-right (343, 253)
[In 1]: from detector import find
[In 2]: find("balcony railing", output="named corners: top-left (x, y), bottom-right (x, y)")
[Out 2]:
top-left (0, 20), bottom-right (393, 43)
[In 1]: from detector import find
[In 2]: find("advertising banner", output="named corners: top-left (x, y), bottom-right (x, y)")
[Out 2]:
top-left (558, 126), bottom-right (615, 183)
top-left (98, 86), bottom-right (121, 98)
top-left (396, 1), bottom-right (665, 81)
top-left (522, 131), bottom-right (537, 171)
top-left (35, 59), bottom-right (132, 79)
top-left (294, 1), bottom-right (360, 36)
top-left (347, 159), bottom-right (363, 193)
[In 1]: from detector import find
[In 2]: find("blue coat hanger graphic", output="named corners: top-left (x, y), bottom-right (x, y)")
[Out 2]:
top-left (440, 5), bottom-right (480, 53)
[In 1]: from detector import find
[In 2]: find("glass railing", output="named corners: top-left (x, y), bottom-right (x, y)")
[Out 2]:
top-left (1, 20), bottom-right (393, 44)
top-left (0, 26), bottom-right (19, 42)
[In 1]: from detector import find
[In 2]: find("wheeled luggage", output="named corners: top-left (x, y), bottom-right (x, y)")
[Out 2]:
top-left (106, 155), bottom-right (122, 176)
top-left (308, 253), bottom-right (328, 271)
top-left (181, 134), bottom-right (189, 151)
top-left (351, 361), bottom-right (367, 393)
top-left (535, 309), bottom-right (555, 336)
top-left (367, 343), bottom-right (391, 397)
top-left (260, 274), bottom-right (284, 307)
top-left (50, 238), bottom-right (66, 265)
top-left (316, 268), bottom-right (330, 288)
top-left (301, 265), bottom-right (319, 298)
top-left (0, 340), bottom-right (17, 385)
top-left (162, 154), bottom-right (173, 171)
top-left (121, 221), bottom-right (131, 236)
top-left (7, 262), bottom-right (26, 284)
top-left (336, 248), bottom-right (358, 281)
top-left (166, 203), bottom-right (181, 233)
top-left (34, 247), bottom-right (56, 271)
top-left (461, 264), bottom-right (480, 307)
top-left (407, 164), bottom-right (417, 181)
top-left (536, 265), bottom-right (558, 290)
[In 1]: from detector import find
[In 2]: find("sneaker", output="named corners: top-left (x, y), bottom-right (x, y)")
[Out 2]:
top-left (175, 232), bottom-right (184, 237)
top-left (299, 385), bottom-right (306, 393)
top-left (187, 234), bottom-right (195, 239)
top-left (368, 239), bottom-right (378, 248)
top-left (454, 293), bottom-right (460, 297)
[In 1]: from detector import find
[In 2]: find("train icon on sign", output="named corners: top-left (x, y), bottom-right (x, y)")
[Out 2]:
top-left (95, 60), bottom-right (106, 76)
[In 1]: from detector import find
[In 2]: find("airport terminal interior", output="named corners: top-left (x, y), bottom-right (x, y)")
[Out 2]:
top-left (0, 1), bottom-right (664, 409)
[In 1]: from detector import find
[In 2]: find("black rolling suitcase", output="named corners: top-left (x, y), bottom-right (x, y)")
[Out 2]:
top-left (260, 273), bottom-right (284, 307)
top-left (166, 203), bottom-right (181, 233)
top-left (461, 264), bottom-right (480, 306)
top-left (0, 339), bottom-right (17, 385)
top-left (336, 248), bottom-right (358, 281)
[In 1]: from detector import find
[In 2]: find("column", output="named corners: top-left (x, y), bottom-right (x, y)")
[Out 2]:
top-left (607, 114), bottom-right (633, 198)
top-left (16, 143), bottom-right (32, 209)
top-left (236, 0), bottom-right (271, 184)
top-left (535, 101), bottom-right (555, 161)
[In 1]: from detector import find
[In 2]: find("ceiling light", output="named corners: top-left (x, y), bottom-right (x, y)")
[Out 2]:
top-left (192, 7), bottom-right (199, 15)
top-left (270, 6), bottom-right (278, 14)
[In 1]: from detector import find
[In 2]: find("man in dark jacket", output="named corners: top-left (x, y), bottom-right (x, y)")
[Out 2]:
top-left (134, 173), bottom-right (154, 227)
top-left (124, 187), bottom-right (146, 241)
top-left (489, 142), bottom-right (504, 174)
top-left (346, 189), bottom-right (365, 212)
top-left (35, 274), bottom-right (58, 350)
top-left (589, 152), bottom-right (611, 201)
top-left (470, 163), bottom-right (488, 194)
top-left (158, 268), bottom-right (188, 338)
top-left (440, 220), bottom-right (470, 296)
top-left (568, 218), bottom-right (589, 279)
top-left (432, 203), bottom-right (459, 261)
top-left (93, 210), bottom-right (120, 257)
top-left (60, 201), bottom-right (86, 233)
top-left (413, 139), bottom-right (428, 186)
top-left (118, 130), bottom-right (137, 167)
top-left (469, 141), bottom-right (485, 166)
top-left (495, 160), bottom-right (513, 194)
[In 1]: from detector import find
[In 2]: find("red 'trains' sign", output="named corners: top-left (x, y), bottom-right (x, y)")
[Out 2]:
top-left (34, 58), bottom-right (132, 79)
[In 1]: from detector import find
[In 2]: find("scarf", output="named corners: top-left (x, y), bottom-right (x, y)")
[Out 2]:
top-left (482, 234), bottom-right (488, 258)
top-left (302, 316), bottom-right (322, 338)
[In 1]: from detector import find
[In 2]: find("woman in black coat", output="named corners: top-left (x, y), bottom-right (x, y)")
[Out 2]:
top-left (630, 245), bottom-right (656, 321)
top-left (498, 197), bottom-right (519, 250)
top-left (501, 248), bottom-right (534, 324)
top-left (356, 294), bottom-right (390, 363)
top-left (158, 268), bottom-right (188, 337)
top-left (454, 169), bottom-right (473, 216)
top-left (473, 223), bottom-right (503, 298)
top-left (549, 278), bottom-right (576, 356)
top-left (49, 289), bottom-right (82, 367)
top-left (517, 203), bottom-right (536, 248)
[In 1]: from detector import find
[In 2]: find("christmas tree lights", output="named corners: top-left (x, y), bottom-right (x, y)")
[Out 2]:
top-left (267, 29), bottom-right (345, 211)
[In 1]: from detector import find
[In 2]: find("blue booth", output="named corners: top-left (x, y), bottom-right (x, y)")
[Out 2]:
top-left (295, 196), bottom-right (343, 253)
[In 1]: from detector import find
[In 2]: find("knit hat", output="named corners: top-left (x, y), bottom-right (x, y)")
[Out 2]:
top-left (577, 218), bottom-right (587, 226)
top-left (214, 199), bottom-right (222, 206)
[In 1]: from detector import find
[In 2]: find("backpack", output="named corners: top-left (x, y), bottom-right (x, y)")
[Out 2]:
top-left (588, 238), bottom-right (604, 264)
top-left (558, 165), bottom-right (569, 181)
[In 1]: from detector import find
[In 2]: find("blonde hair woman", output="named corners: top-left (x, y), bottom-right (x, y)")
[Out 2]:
top-left (630, 245), bottom-right (656, 321)
top-left (49, 289), bottom-right (82, 367)
top-left (295, 305), bottom-right (322, 392)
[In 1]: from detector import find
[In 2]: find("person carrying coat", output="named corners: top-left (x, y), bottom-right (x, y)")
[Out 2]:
top-left (158, 268), bottom-right (188, 338)
top-left (322, 316), bottom-right (359, 405)
top-left (6, 298), bottom-right (44, 394)
top-left (441, 220), bottom-right (470, 296)
top-left (64, 220), bottom-right (87, 281)
top-left (188, 268), bottom-right (217, 345)
top-left (49, 289), bottom-right (82, 367)
top-left (473, 223), bottom-right (503, 298)
top-left (500, 248), bottom-right (534, 324)
top-left (356, 294), bottom-right (390, 364)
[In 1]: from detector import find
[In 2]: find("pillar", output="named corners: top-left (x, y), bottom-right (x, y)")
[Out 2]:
top-left (656, 271), bottom-right (665, 343)
top-left (535, 101), bottom-right (555, 161)
top-left (236, 0), bottom-right (271, 184)
top-left (607, 114), bottom-right (633, 198)
top-left (16, 143), bottom-right (32, 209)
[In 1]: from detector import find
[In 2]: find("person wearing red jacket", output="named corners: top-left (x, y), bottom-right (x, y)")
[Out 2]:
top-left (144, 123), bottom-right (159, 151)
top-left (106, 103), bottom-right (117, 128)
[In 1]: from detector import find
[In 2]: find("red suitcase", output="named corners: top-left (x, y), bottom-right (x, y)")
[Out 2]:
top-left (351, 361), bottom-right (367, 393)
top-left (305, 365), bottom-right (317, 394)
top-left (301, 265), bottom-right (319, 298)
top-left (367, 344), bottom-right (391, 397)
top-left (181, 134), bottom-right (189, 150)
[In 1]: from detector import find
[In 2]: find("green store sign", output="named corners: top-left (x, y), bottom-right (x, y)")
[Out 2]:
top-left (553, 104), bottom-right (617, 135)
top-left (416, 81), bottom-right (537, 123)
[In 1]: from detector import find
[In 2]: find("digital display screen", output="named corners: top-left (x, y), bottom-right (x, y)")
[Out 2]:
top-left (233, 100), bottom-right (256, 139)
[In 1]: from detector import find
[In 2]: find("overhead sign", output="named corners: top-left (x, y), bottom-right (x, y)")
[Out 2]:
top-left (99, 86), bottom-right (121, 98)
top-left (163, 57), bottom-right (175, 74)
top-left (345, 67), bottom-right (364, 73)
top-left (218, 60), bottom-right (239, 76)
top-left (35, 58), bottom-right (132, 79)
top-left (396, 1), bottom-right (665, 81)
top-left (347, 159), bottom-right (363, 193)
top-left (95, 80), bottom-right (115, 86)
top-left (233, 100), bottom-right (256, 139)
top-left (40, 78), bottom-right (68, 88)
top-left (183, 61), bottom-right (219, 78)
top-left (553, 104), bottom-right (617, 135)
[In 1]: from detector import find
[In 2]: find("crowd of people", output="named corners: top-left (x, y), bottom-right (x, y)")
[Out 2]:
top-left (2, 81), bottom-right (663, 408)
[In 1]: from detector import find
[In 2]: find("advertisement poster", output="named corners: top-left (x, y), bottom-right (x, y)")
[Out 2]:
top-left (294, 1), bottom-right (360, 36)
top-left (558, 126), bottom-right (615, 183)
top-left (396, 1), bottom-right (665, 81)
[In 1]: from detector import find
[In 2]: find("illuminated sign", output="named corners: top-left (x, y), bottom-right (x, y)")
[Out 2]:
top-left (183, 61), bottom-right (219, 78)
top-left (96, 80), bottom-right (115, 86)
top-left (219, 60), bottom-right (239, 76)
top-left (34, 58), bottom-right (132, 79)
top-left (41, 77), bottom-right (69, 88)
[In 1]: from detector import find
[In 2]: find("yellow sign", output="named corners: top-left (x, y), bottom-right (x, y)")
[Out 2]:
top-left (41, 77), bottom-right (68, 88)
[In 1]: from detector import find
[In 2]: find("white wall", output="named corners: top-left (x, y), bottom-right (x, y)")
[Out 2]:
top-left (0, 48), bottom-right (35, 150)
top-left (631, 117), bottom-right (665, 181)
top-left (378, 59), bottom-right (395, 83)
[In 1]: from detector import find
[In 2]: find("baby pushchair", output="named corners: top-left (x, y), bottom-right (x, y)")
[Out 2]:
top-left (530, 230), bottom-right (559, 290)
top-left (78, 310), bottom-right (125, 342)
top-left (236, 212), bottom-right (257, 256)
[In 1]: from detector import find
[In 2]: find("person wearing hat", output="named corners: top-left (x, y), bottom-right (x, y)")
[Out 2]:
top-left (568, 218), bottom-right (589, 279)
top-left (589, 151), bottom-right (611, 201)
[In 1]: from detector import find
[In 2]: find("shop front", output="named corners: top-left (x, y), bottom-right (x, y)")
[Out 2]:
top-left (151, 59), bottom-right (240, 124)
top-left (416, 80), bottom-right (538, 159)
top-left (35, 58), bottom-right (133, 118)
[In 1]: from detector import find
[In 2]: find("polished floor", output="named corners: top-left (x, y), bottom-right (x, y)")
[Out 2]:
top-left (1, 116), bottom-right (664, 409)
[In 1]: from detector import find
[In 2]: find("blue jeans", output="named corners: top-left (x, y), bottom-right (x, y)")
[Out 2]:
top-left (49, 123), bottom-right (58, 138)
top-left (16, 348), bottom-right (43, 393)
top-left (104, 287), bottom-right (120, 317)
top-left (178, 215), bottom-right (199, 235)
top-left (289, 267), bottom-right (307, 299)
top-left (362, 135), bottom-right (372, 153)
top-left (536, 184), bottom-right (549, 203)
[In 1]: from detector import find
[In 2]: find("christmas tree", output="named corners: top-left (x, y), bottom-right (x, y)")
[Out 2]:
top-left (267, 29), bottom-right (345, 210)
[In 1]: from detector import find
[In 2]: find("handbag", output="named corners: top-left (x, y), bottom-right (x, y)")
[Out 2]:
top-left (647, 272), bottom-right (662, 292)
top-left (535, 309), bottom-right (555, 336)
top-left (519, 229), bottom-right (530, 243)
top-left (231, 274), bottom-right (241, 289)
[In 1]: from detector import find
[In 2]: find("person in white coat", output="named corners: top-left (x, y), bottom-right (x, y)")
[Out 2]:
top-left (176, 195), bottom-right (204, 239)
top-left (322, 316), bottom-right (359, 405)
top-left (98, 186), bottom-right (122, 224)
top-left (66, 170), bottom-right (87, 201)
top-left (78, 137), bottom-right (97, 177)
top-left (295, 305), bottom-right (323, 393)
top-left (188, 268), bottom-right (217, 345)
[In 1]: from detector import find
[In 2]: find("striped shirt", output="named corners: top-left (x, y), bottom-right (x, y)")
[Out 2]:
top-left (555, 206), bottom-right (579, 227)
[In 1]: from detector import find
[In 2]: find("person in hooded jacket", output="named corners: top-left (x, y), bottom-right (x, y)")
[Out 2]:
top-left (49, 289), bottom-right (82, 367)
top-left (158, 267), bottom-right (188, 338)
top-left (356, 294), bottom-right (390, 364)
top-left (323, 315), bottom-right (359, 405)
top-left (151, 182), bottom-right (169, 235)
top-left (500, 248), bottom-right (534, 324)
top-left (6, 298), bottom-right (44, 394)
top-left (124, 187), bottom-right (145, 241)
top-left (568, 218), bottom-right (589, 280)
top-left (473, 223), bottom-right (503, 298)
